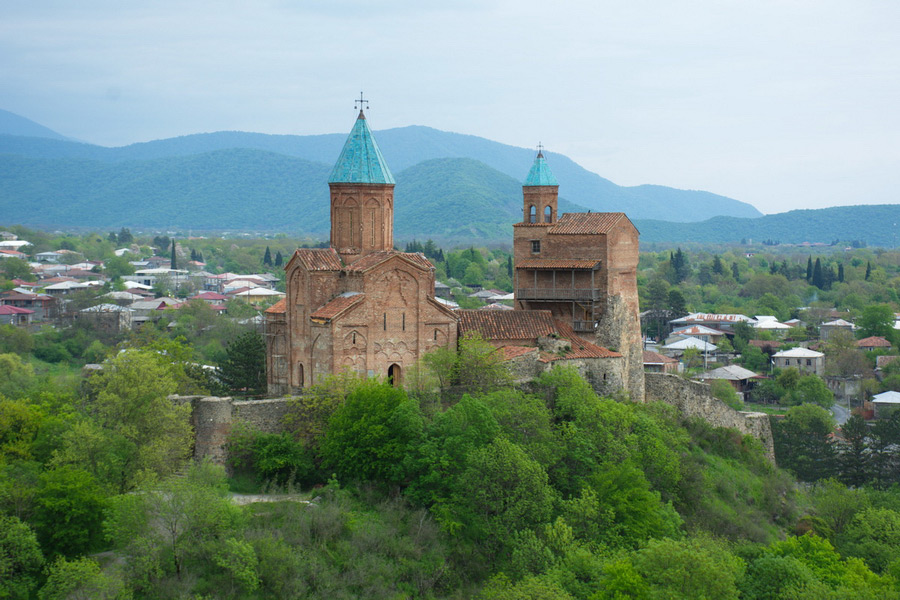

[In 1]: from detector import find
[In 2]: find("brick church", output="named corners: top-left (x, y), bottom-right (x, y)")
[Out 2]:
top-left (266, 105), bottom-right (643, 400)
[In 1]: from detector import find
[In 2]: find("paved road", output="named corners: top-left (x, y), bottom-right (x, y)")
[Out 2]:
top-left (831, 403), bottom-right (850, 426)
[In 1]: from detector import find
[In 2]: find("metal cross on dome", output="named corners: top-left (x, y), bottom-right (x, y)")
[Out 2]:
top-left (537, 142), bottom-right (544, 157)
top-left (355, 92), bottom-right (369, 113)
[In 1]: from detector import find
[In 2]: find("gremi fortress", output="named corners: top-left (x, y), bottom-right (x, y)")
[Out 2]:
top-left (179, 104), bottom-right (774, 463)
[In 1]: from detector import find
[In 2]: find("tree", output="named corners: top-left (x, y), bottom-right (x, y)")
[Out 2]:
top-left (217, 331), bottom-right (266, 396)
top-left (55, 350), bottom-right (193, 493)
top-left (667, 289), bottom-right (687, 317)
top-left (263, 246), bottom-right (272, 266)
top-left (103, 255), bottom-right (135, 280)
top-left (454, 332), bottom-right (513, 393)
top-left (865, 261), bottom-right (872, 280)
top-left (106, 460), bottom-right (243, 585)
top-left (0, 515), bottom-right (44, 599)
top-left (170, 240), bottom-right (177, 270)
top-left (731, 261), bottom-right (740, 280)
top-left (806, 256), bottom-right (813, 281)
top-left (838, 414), bottom-right (870, 487)
top-left (712, 255), bottom-right (725, 275)
top-left (710, 379), bottom-right (743, 410)
top-left (0, 257), bottom-right (33, 281)
top-left (813, 258), bottom-right (825, 289)
top-left (274, 250), bottom-right (283, 266)
top-left (670, 248), bottom-right (690, 283)
top-left (321, 380), bottom-right (422, 484)
top-left (837, 508), bottom-right (900, 573)
top-left (858, 304), bottom-right (895, 340)
top-left (633, 537), bottom-right (744, 600)
top-left (38, 557), bottom-right (129, 600)
top-left (452, 437), bottom-right (555, 554)
top-left (32, 466), bottom-right (107, 557)
top-left (773, 404), bottom-right (836, 482)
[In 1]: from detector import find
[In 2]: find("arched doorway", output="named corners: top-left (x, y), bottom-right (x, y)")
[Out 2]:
top-left (297, 363), bottom-right (304, 388)
top-left (387, 363), bottom-right (401, 386)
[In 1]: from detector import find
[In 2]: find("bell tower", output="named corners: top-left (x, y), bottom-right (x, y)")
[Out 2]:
top-left (328, 94), bottom-right (395, 265)
top-left (522, 146), bottom-right (559, 224)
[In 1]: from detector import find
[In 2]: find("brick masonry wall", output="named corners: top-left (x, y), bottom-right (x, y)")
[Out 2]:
top-left (644, 373), bottom-right (775, 462)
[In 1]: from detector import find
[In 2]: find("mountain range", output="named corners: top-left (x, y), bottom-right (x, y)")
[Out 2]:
top-left (1, 109), bottom-right (897, 246)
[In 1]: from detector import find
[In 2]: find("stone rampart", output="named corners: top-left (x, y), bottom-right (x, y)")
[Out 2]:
top-left (177, 373), bottom-right (775, 467)
top-left (644, 373), bottom-right (775, 462)
top-left (173, 395), bottom-right (293, 466)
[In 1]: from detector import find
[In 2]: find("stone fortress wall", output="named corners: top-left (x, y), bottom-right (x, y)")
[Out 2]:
top-left (644, 373), bottom-right (775, 461)
top-left (178, 373), bottom-right (775, 466)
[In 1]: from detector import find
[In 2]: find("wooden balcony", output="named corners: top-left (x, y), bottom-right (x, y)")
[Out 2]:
top-left (516, 287), bottom-right (599, 301)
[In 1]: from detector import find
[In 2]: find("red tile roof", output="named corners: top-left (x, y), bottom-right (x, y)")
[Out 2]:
top-left (310, 293), bottom-right (365, 322)
top-left (0, 305), bottom-right (34, 315)
top-left (643, 350), bottom-right (678, 364)
top-left (458, 309), bottom-right (557, 341)
top-left (858, 336), bottom-right (892, 348)
top-left (294, 248), bottom-right (343, 271)
top-left (516, 258), bottom-right (602, 270)
top-left (550, 319), bottom-right (621, 359)
top-left (500, 345), bottom-right (538, 360)
top-left (344, 251), bottom-right (434, 273)
top-left (265, 298), bottom-right (286, 314)
top-left (549, 212), bottom-right (626, 235)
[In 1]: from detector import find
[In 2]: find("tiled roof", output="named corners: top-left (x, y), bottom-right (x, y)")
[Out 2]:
top-left (858, 336), bottom-right (891, 348)
top-left (328, 111), bottom-right (395, 184)
top-left (643, 350), bottom-right (678, 364)
top-left (344, 251), bottom-right (433, 273)
top-left (516, 258), bottom-right (602, 270)
top-left (523, 151), bottom-right (559, 186)
top-left (458, 309), bottom-right (556, 341)
top-left (0, 305), bottom-right (34, 315)
top-left (549, 212), bottom-right (626, 235)
top-left (265, 298), bottom-right (286, 314)
top-left (500, 345), bottom-right (538, 360)
top-left (549, 319), bottom-right (621, 359)
top-left (294, 248), bottom-right (342, 271)
top-left (310, 293), bottom-right (365, 322)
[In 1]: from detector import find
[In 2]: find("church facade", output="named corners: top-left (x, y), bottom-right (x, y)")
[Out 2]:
top-left (264, 109), bottom-right (458, 394)
top-left (266, 107), bottom-right (642, 401)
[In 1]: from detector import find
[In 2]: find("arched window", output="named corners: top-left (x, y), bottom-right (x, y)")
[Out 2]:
top-left (297, 363), bottom-right (304, 387)
top-left (544, 206), bottom-right (552, 223)
top-left (529, 205), bottom-right (536, 224)
top-left (434, 329), bottom-right (438, 341)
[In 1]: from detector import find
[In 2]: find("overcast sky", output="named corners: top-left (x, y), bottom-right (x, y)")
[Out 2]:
top-left (2, 1), bottom-right (898, 215)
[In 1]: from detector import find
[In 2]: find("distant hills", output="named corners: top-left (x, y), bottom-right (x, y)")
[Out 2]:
top-left (0, 110), bottom-right (896, 246)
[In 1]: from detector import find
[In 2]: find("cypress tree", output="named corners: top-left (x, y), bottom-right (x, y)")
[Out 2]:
top-left (263, 246), bottom-right (273, 266)
top-left (806, 256), bottom-right (813, 281)
top-left (274, 251), bottom-right (283, 266)
top-left (838, 263), bottom-right (845, 283)
top-left (507, 256), bottom-right (513, 277)
top-left (712, 255), bottom-right (724, 275)
top-left (812, 258), bottom-right (824, 289)
top-left (731, 262), bottom-right (740, 280)
top-left (866, 261), bottom-right (872, 281)
top-left (171, 241), bottom-right (177, 270)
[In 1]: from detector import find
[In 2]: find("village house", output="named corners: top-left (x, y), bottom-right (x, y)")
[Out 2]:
top-left (819, 318), bottom-right (856, 341)
top-left (772, 347), bottom-right (825, 376)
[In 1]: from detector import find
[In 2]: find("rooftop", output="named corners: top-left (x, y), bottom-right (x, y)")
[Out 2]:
top-left (328, 110), bottom-right (395, 184)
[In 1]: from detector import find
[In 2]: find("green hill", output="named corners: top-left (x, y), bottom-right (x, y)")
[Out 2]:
top-left (0, 150), bottom-right (332, 231)
top-left (394, 158), bottom-right (586, 244)
top-left (0, 122), bottom-right (761, 222)
top-left (634, 204), bottom-right (900, 247)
